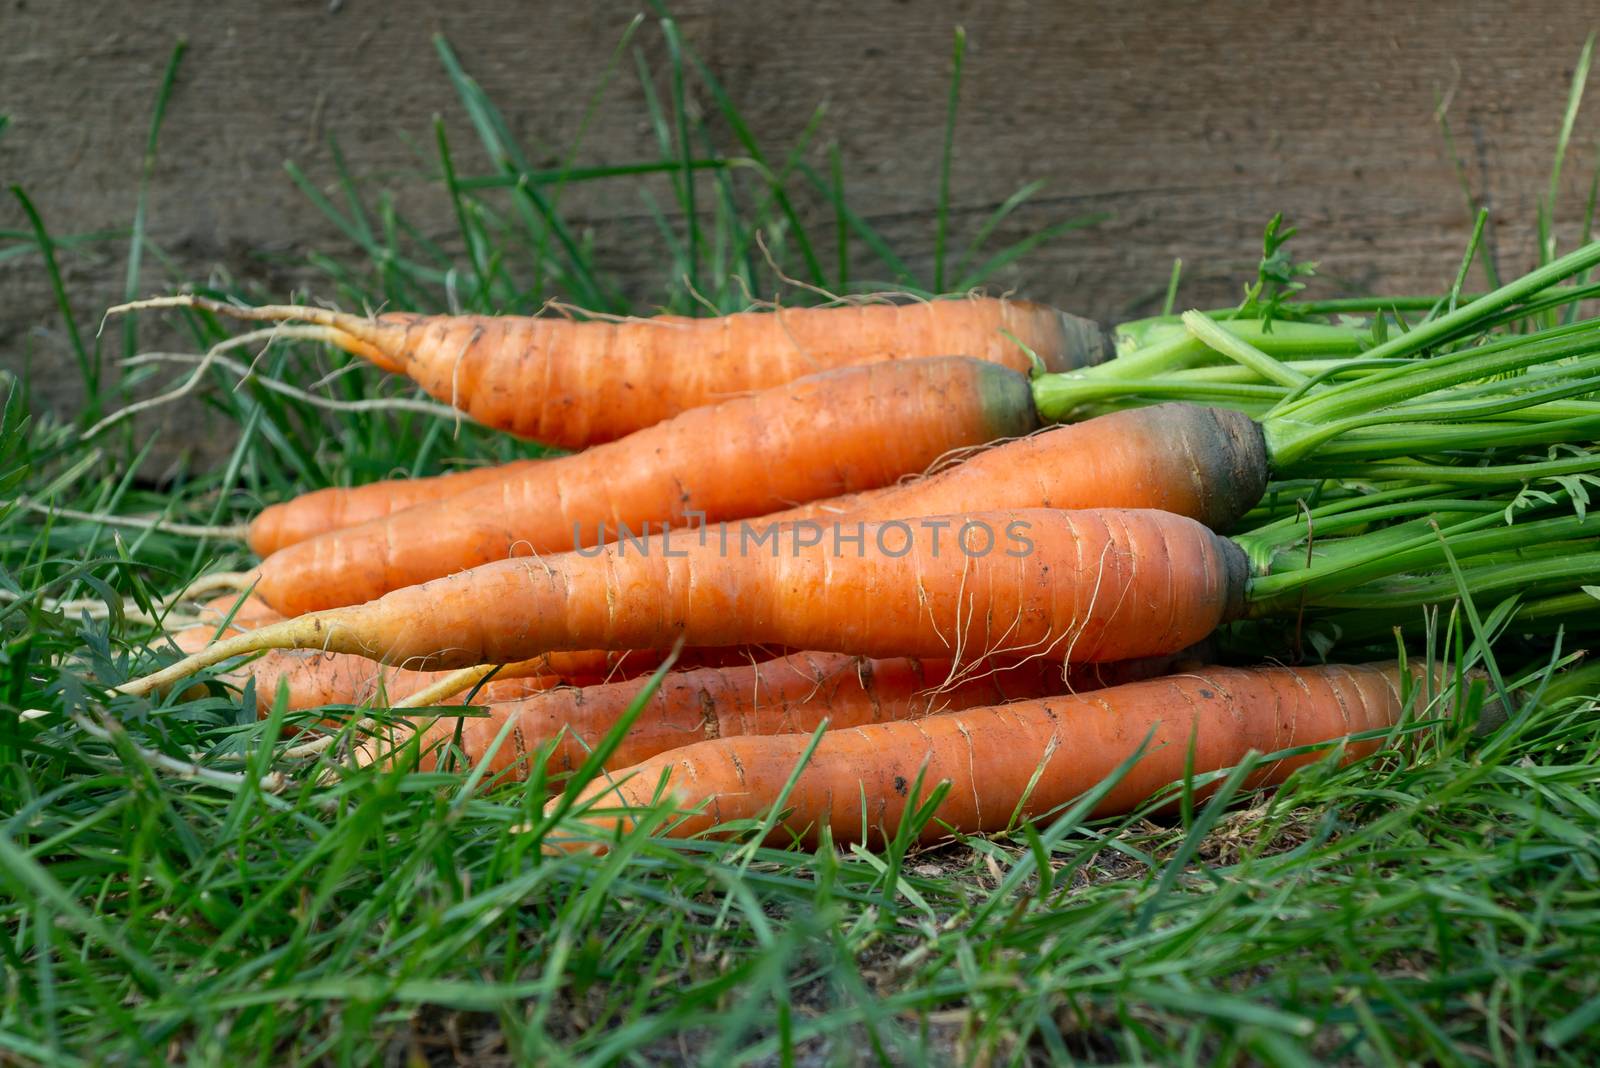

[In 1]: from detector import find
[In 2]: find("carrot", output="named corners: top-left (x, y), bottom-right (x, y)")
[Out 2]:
top-left (375, 648), bottom-right (1209, 781)
top-left (249, 355), bottom-right (1042, 614)
top-left (549, 661), bottom-right (1452, 848)
top-left (205, 649), bottom-right (580, 713)
top-left (237, 648), bottom-right (796, 715)
top-left (119, 508), bottom-right (1248, 697)
top-left (247, 459), bottom-right (548, 557)
top-left (114, 294), bottom-right (1105, 448)
top-left (170, 604), bottom-right (575, 711)
top-left (172, 603), bottom-right (785, 713)
top-left (775, 403), bottom-right (1267, 533)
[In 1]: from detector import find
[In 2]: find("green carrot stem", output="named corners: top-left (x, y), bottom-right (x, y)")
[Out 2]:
top-left (1100, 319), bottom-right (1366, 379)
top-left (1236, 479), bottom-right (1463, 548)
top-left (1277, 321), bottom-right (1600, 424)
top-left (1243, 480), bottom-right (1459, 536)
top-left (1284, 284), bottom-right (1592, 316)
top-left (1031, 358), bottom-right (1402, 422)
top-left (1311, 450), bottom-right (1600, 486)
top-left (1305, 551), bottom-right (1600, 610)
top-left (1236, 478), bottom-right (1399, 528)
top-left (1263, 337), bottom-right (1600, 463)
top-left (1030, 375), bottom-right (1285, 418)
top-left (1283, 368), bottom-right (1600, 461)
top-left (1288, 241), bottom-right (1600, 369)
top-left (1181, 310), bottom-right (1310, 388)
top-left (1303, 414), bottom-right (1600, 461)
top-left (1162, 360), bottom-right (1385, 385)
top-left (1487, 399), bottom-right (1600, 423)
top-left (1239, 497), bottom-right (1505, 570)
top-left (1254, 509), bottom-right (1498, 576)
top-left (1246, 509), bottom-right (1598, 612)
top-left (1271, 358), bottom-right (1421, 407)
top-left (1474, 279), bottom-right (1600, 331)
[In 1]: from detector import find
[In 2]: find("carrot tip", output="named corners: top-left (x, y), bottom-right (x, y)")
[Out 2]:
top-left (105, 294), bottom-right (202, 317)
top-left (394, 664), bottom-right (498, 709)
top-left (115, 614), bottom-right (323, 698)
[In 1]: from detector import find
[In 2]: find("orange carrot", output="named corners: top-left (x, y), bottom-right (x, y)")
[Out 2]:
top-left (247, 459), bottom-right (547, 557)
top-left (170, 604), bottom-right (573, 712)
top-left (120, 509), bottom-right (1246, 697)
top-left (116, 294), bottom-right (1105, 447)
top-left (250, 356), bottom-right (1042, 614)
top-left (381, 647), bottom-right (1211, 781)
top-left (215, 649), bottom-right (580, 713)
top-left (551, 661), bottom-right (1439, 848)
top-left (776, 403), bottom-right (1267, 533)
top-left (172, 603), bottom-right (783, 713)
top-left (235, 648), bottom-right (793, 715)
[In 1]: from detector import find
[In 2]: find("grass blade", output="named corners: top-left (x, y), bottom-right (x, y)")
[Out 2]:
top-left (121, 39), bottom-right (186, 362)
top-left (934, 27), bottom-right (966, 293)
top-left (9, 187), bottom-right (95, 422)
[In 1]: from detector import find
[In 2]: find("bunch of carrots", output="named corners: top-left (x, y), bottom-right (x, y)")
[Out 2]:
top-left (97, 228), bottom-right (1600, 851)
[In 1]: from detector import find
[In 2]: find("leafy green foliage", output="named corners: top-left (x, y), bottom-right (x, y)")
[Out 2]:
top-left (1235, 213), bottom-right (1318, 332)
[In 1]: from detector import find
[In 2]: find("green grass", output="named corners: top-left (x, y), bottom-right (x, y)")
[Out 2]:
top-left (5, 16), bottom-right (1600, 1066)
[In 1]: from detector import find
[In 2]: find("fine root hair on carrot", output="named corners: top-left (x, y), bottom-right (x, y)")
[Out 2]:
top-left (748, 229), bottom-right (951, 310)
top-left (4, 571), bottom-right (255, 628)
top-left (391, 663), bottom-right (511, 710)
top-left (281, 725), bottom-right (367, 762)
top-left (166, 571), bottom-right (257, 603)
top-left (106, 294), bottom-right (400, 371)
top-left (121, 349), bottom-right (460, 422)
top-left (537, 298), bottom-right (686, 326)
top-left (84, 324), bottom-right (352, 439)
top-left (278, 709), bottom-right (392, 763)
